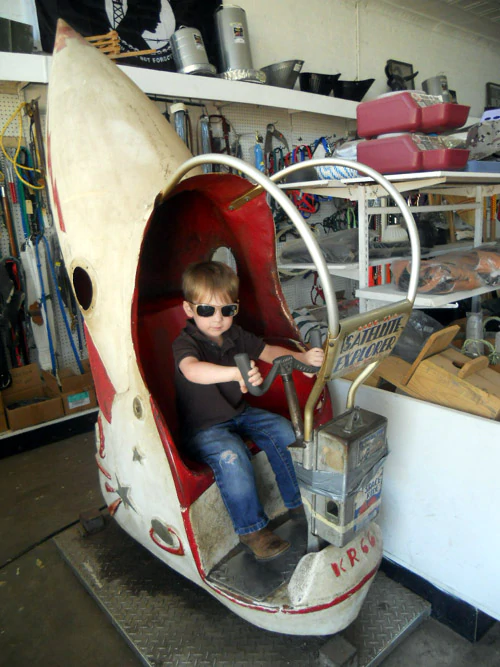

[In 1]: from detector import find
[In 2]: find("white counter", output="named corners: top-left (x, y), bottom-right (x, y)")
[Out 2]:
top-left (330, 378), bottom-right (500, 621)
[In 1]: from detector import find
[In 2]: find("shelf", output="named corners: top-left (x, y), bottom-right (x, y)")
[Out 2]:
top-left (283, 171), bottom-right (500, 199)
top-left (0, 52), bottom-right (51, 86)
top-left (346, 171), bottom-right (500, 186)
top-left (0, 407), bottom-right (99, 440)
top-left (0, 52), bottom-right (358, 120)
top-left (279, 254), bottom-right (414, 280)
top-left (355, 283), bottom-right (500, 309)
top-left (120, 64), bottom-right (359, 118)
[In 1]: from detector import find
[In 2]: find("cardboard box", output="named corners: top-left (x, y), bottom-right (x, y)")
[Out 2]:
top-left (2, 364), bottom-right (64, 431)
top-left (59, 360), bottom-right (97, 416)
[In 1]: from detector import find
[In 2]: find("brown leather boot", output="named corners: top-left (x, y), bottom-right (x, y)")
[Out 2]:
top-left (239, 527), bottom-right (290, 560)
top-left (289, 505), bottom-right (306, 521)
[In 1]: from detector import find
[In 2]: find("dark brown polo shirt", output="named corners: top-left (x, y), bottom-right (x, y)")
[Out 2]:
top-left (173, 320), bottom-right (265, 435)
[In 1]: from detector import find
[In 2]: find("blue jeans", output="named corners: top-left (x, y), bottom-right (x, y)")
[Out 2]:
top-left (185, 406), bottom-right (302, 535)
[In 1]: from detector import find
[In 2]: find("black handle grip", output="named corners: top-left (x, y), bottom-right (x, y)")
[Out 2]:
top-left (234, 352), bottom-right (320, 396)
top-left (309, 328), bottom-right (323, 349)
top-left (234, 353), bottom-right (280, 396)
top-left (291, 358), bottom-right (321, 374)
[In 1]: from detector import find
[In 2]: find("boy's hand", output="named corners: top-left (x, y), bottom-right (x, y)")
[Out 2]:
top-left (236, 360), bottom-right (263, 393)
top-left (301, 347), bottom-right (324, 377)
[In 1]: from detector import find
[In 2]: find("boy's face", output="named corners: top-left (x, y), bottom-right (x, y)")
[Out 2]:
top-left (183, 290), bottom-right (237, 343)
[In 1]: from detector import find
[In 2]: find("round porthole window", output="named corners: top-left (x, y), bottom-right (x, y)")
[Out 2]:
top-left (72, 266), bottom-right (94, 311)
top-left (211, 246), bottom-right (237, 271)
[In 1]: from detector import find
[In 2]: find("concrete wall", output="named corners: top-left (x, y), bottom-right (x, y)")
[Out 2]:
top-left (237, 0), bottom-right (500, 117)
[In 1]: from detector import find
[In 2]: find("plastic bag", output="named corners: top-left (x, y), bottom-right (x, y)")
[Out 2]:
top-left (392, 243), bottom-right (500, 294)
top-left (391, 311), bottom-right (443, 363)
top-left (280, 229), bottom-right (364, 264)
top-left (280, 229), bottom-right (413, 265)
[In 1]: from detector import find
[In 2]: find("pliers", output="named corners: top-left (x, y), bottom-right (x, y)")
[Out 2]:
top-left (264, 124), bottom-right (289, 155)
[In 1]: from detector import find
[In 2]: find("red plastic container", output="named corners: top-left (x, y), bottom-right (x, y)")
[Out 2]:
top-left (420, 103), bottom-right (470, 133)
top-left (357, 135), bottom-right (422, 173)
top-left (356, 91), bottom-right (470, 138)
top-left (421, 148), bottom-right (470, 171)
top-left (357, 92), bottom-right (421, 138)
top-left (357, 134), bottom-right (470, 175)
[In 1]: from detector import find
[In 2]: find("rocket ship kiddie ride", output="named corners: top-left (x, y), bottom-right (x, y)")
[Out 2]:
top-left (47, 21), bottom-right (420, 636)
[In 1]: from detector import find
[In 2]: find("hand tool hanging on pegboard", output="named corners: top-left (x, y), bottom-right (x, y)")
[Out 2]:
top-left (23, 104), bottom-right (85, 374)
top-left (19, 146), bottom-right (84, 375)
top-left (264, 123), bottom-right (289, 175)
top-left (0, 178), bottom-right (19, 258)
top-left (42, 234), bottom-right (84, 374)
top-left (254, 132), bottom-right (265, 172)
top-left (0, 172), bottom-right (29, 374)
top-left (310, 271), bottom-right (326, 305)
top-left (198, 114), bottom-right (212, 174)
top-left (171, 103), bottom-right (193, 152)
top-left (25, 100), bottom-right (47, 183)
top-left (207, 114), bottom-right (231, 173)
top-left (286, 144), bottom-right (321, 219)
top-left (53, 238), bottom-right (84, 358)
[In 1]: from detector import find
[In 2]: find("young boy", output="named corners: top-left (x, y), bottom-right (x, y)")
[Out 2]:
top-left (173, 261), bottom-right (324, 560)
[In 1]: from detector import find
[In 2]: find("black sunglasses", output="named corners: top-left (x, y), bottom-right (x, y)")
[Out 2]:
top-left (190, 302), bottom-right (239, 318)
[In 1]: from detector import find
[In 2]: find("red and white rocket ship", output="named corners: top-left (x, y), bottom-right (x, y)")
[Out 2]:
top-left (46, 20), bottom-right (383, 635)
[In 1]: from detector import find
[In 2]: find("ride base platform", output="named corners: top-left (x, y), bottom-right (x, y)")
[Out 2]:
top-left (55, 517), bottom-right (431, 666)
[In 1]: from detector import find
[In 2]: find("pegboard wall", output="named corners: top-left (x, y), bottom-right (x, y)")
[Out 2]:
top-left (0, 86), bottom-right (87, 376)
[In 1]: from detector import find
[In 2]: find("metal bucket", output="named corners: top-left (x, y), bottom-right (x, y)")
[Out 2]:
top-left (214, 5), bottom-right (265, 83)
top-left (170, 27), bottom-right (217, 76)
top-left (215, 4), bottom-right (253, 71)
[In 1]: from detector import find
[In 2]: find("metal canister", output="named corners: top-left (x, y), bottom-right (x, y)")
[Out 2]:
top-left (214, 4), bottom-right (253, 71)
top-left (170, 27), bottom-right (217, 76)
top-left (422, 75), bottom-right (451, 103)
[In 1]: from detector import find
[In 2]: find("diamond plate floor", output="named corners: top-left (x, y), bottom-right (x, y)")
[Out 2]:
top-left (54, 519), bottom-right (431, 667)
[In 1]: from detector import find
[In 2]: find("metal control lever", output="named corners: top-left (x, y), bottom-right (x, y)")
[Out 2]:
top-left (234, 334), bottom-right (323, 448)
top-left (233, 353), bottom-right (321, 398)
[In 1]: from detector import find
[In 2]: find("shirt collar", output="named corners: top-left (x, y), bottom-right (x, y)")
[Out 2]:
top-left (185, 319), bottom-right (237, 351)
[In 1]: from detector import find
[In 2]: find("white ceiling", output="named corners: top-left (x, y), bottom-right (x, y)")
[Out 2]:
top-left (438, 0), bottom-right (500, 23)
top-left (381, 0), bottom-right (500, 43)
top-left (440, 0), bottom-right (500, 22)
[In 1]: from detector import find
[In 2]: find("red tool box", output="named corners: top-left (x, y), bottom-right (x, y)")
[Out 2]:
top-left (357, 133), bottom-right (470, 175)
top-left (357, 91), bottom-right (470, 138)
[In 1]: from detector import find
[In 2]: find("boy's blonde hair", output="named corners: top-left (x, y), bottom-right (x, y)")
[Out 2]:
top-left (182, 261), bottom-right (239, 303)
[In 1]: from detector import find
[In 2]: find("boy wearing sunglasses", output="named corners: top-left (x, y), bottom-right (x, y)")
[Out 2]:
top-left (173, 261), bottom-right (324, 561)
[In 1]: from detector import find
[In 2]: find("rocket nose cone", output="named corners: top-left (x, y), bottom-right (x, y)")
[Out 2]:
top-left (54, 18), bottom-right (88, 53)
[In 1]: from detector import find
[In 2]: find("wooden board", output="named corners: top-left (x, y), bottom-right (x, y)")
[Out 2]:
top-left (373, 343), bottom-right (500, 419)
top-left (410, 355), bottom-right (500, 420)
top-left (401, 325), bottom-right (461, 385)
